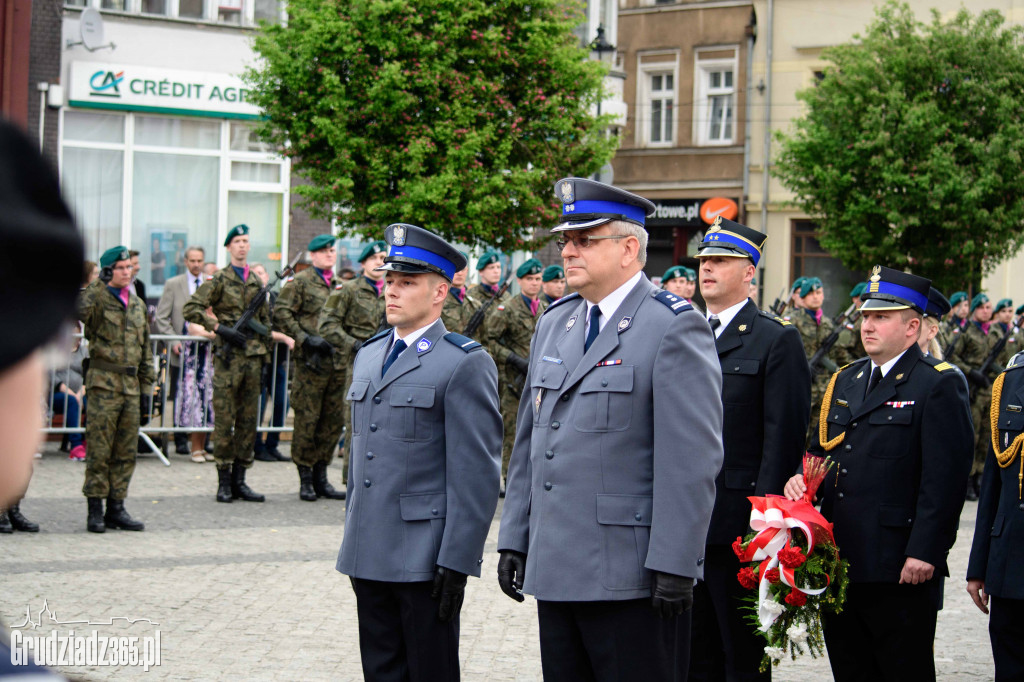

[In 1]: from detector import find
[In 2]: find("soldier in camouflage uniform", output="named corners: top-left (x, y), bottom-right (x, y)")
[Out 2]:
top-left (78, 246), bottom-right (157, 533)
top-left (939, 291), bottom-right (969, 358)
top-left (998, 303), bottom-right (1024, 369)
top-left (183, 224), bottom-right (270, 504)
top-left (950, 293), bottom-right (1000, 501)
top-left (483, 258), bottom-right (547, 486)
top-left (274, 234), bottom-right (347, 502)
top-left (779, 276), bottom-right (807, 318)
top-left (541, 264), bottom-right (565, 305)
top-left (318, 240), bottom-right (387, 471)
top-left (441, 257), bottom-right (480, 333)
top-left (787, 277), bottom-right (836, 443)
top-left (464, 250), bottom-right (508, 339)
top-left (833, 281), bottom-right (867, 367)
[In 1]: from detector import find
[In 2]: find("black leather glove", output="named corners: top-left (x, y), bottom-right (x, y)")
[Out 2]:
top-left (497, 550), bottom-right (526, 602)
top-left (968, 368), bottom-right (991, 389)
top-left (507, 353), bottom-right (529, 375)
top-left (215, 325), bottom-right (248, 348)
top-left (139, 394), bottom-right (151, 426)
top-left (651, 571), bottom-right (694, 618)
top-left (431, 566), bottom-right (468, 623)
top-left (302, 335), bottom-right (334, 355)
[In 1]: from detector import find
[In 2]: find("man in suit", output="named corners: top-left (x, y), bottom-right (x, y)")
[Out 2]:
top-left (155, 245), bottom-right (208, 455)
top-left (689, 217), bottom-right (811, 682)
top-left (337, 223), bottom-right (502, 682)
top-left (497, 177), bottom-right (724, 680)
top-left (968, 350), bottom-right (1024, 681)
top-left (785, 265), bottom-right (973, 682)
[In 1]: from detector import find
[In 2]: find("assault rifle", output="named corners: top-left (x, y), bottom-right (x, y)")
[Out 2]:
top-left (974, 315), bottom-right (1024, 385)
top-left (462, 275), bottom-right (512, 338)
top-left (809, 308), bottom-right (862, 376)
top-left (769, 287), bottom-right (789, 316)
top-left (943, 319), bottom-right (966, 362)
top-left (217, 252), bottom-right (303, 368)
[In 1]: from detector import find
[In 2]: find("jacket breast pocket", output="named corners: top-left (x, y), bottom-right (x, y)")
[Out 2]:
top-left (722, 358), bottom-right (760, 406)
top-left (596, 494), bottom-right (653, 590)
top-left (388, 385), bottom-right (436, 442)
top-left (574, 366), bottom-right (634, 432)
top-left (530, 364), bottom-right (567, 425)
top-left (866, 409), bottom-right (913, 458)
top-left (99, 309), bottom-right (124, 342)
top-left (997, 410), bottom-right (1024, 438)
top-left (347, 380), bottom-right (369, 435)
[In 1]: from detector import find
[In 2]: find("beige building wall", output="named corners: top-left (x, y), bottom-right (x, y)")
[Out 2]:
top-left (748, 0), bottom-right (1024, 308)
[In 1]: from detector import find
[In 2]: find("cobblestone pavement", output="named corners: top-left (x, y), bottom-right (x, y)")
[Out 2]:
top-left (1, 443), bottom-right (994, 680)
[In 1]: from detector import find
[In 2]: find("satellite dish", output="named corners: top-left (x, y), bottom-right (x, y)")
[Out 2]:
top-left (67, 8), bottom-right (115, 52)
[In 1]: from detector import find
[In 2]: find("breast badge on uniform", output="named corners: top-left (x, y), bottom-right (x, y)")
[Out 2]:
top-left (566, 316), bottom-right (578, 332)
top-left (617, 317), bottom-right (632, 333)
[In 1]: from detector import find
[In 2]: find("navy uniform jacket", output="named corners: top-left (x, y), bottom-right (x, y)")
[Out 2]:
top-left (967, 352), bottom-right (1024, 598)
top-left (498, 275), bottom-right (724, 601)
top-left (811, 345), bottom-right (973, 583)
top-left (706, 300), bottom-right (811, 545)
top-left (336, 318), bottom-right (502, 582)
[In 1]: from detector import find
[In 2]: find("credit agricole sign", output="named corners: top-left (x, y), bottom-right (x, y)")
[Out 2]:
top-left (68, 62), bottom-right (260, 120)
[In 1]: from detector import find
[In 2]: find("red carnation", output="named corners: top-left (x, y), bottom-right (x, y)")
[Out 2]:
top-left (785, 588), bottom-right (807, 607)
top-left (737, 566), bottom-right (758, 590)
top-left (778, 545), bottom-right (807, 569)
top-left (764, 568), bottom-right (781, 584)
top-left (732, 536), bottom-right (746, 559)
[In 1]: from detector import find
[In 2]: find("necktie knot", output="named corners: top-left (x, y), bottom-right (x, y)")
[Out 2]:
top-left (866, 366), bottom-right (883, 396)
top-left (585, 305), bottom-right (602, 352)
top-left (708, 315), bottom-right (721, 332)
top-left (382, 339), bottom-right (407, 377)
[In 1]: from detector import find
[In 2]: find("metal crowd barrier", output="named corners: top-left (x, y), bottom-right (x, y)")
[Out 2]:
top-left (42, 333), bottom-right (294, 467)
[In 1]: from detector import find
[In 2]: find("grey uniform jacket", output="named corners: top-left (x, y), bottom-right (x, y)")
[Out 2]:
top-left (497, 275), bottom-right (724, 601)
top-left (336, 318), bottom-right (503, 582)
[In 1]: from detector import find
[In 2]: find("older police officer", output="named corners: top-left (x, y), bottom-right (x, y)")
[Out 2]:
top-left (337, 224), bottom-right (502, 682)
top-left (497, 178), bottom-right (724, 680)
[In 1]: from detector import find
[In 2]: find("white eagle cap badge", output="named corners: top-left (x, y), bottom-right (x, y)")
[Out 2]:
top-left (560, 181), bottom-right (574, 205)
top-left (392, 225), bottom-right (406, 246)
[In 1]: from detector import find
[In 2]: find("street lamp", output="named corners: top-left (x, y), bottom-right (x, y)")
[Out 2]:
top-left (589, 25), bottom-right (614, 62)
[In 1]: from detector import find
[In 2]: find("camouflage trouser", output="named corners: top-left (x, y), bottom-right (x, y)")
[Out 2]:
top-left (290, 359), bottom-right (347, 471)
top-left (500, 373), bottom-right (527, 480)
top-left (83, 388), bottom-right (139, 500)
top-left (212, 353), bottom-right (262, 469)
top-left (971, 388), bottom-right (992, 476)
top-left (807, 374), bottom-right (829, 448)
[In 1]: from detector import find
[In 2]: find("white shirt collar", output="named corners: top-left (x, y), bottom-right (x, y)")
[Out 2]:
top-left (585, 270), bottom-right (643, 333)
top-left (391, 320), bottom-right (438, 354)
top-left (707, 298), bottom-right (749, 338)
top-left (871, 348), bottom-right (909, 378)
top-left (188, 272), bottom-right (203, 295)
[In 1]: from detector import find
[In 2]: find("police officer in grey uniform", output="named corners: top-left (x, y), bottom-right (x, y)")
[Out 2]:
top-left (497, 178), bottom-right (724, 680)
top-left (336, 223), bottom-right (502, 682)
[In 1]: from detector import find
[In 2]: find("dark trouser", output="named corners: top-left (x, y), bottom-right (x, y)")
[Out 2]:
top-left (689, 545), bottom-right (769, 682)
top-left (52, 391), bottom-right (85, 448)
top-left (254, 349), bottom-right (289, 451)
top-left (537, 598), bottom-right (689, 682)
top-left (990, 596), bottom-right (1024, 681)
top-left (351, 578), bottom-right (459, 682)
top-left (167, 362), bottom-right (188, 449)
top-left (823, 581), bottom-right (940, 682)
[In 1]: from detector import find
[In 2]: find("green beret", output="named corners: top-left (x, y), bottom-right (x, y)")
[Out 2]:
top-left (100, 245), bottom-right (131, 269)
top-left (681, 267), bottom-right (697, 282)
top-left (542, 264), bottom-right (564, 282)
top-left (750, 276), bottom-right (757, 286)
top-left (1017, 304), bottom-right (1024, 316)
top-left (224, 224), bottom-right (249, 247)
top-left (949, 291), bottom-right (968, 307)
top-left (799, 277), bottom-right (823, 298)
top-left (358, 240), bottom-right (388, 262)
top-left (849, 282), bottom-right (868, 298)
top-left (995, 298), bottom-right (1013, 314)
top-left (516, 258), bottom-right (543, 278)
top-left (791, 276), bottom-right (808, 293)
top-left (970, 293), bottom-right (989, 313)
top-left (476, 250), bottom-right (501, 270)
top-left (308, 234), bottom-right (336, 252)
top-left (661, 266), bottom-right (686, 284)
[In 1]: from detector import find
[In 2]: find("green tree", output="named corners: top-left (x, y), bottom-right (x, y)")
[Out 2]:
top-left (773, 2), bottom-right (1024, 293)
top-left (246, 0), bottom-right (616, 249)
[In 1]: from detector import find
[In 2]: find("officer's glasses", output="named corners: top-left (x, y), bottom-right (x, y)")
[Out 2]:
top-left (556, 234), bottom-right (628, 250)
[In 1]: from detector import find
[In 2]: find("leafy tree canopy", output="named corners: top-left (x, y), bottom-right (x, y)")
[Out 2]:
top-left (246, 0), bottom-right (617, 250)
top-left (773, 2), bottom-right (1024, 293)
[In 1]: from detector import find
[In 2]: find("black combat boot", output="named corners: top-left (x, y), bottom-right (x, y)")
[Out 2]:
top-left (216, 467), bottom-right (233, 503)
top-left (965, 474), bottom-right (980, 502)
top-left (312, 462), bottom-right (346, 500)
top-left (297, 465), bottom-right (317, 501)
top-left (231, 462), bottom-right (265, 502)
top-left (0, 511), bottom-right (12, 534)
top-left (104, 499), bottom-right (145, 531)
top-left (8, 503), bottom-right (39, 532)
top-left (87, 498), bottom-right (106, 533)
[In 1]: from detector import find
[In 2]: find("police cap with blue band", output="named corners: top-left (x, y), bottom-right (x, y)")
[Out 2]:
top-left (695, 215), bottom-right (767, 267)
top-left (552, 177), bottom-right (655, 232)
top-left (376, 223), bottom-right (466, 282)
top-left (860, 265), bottom-right (931, 314)
top-left (925, 287), bottom-right (951, 318)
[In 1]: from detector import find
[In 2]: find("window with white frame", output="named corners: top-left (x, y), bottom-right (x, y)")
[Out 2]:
top-left (639, 62), bottom-right (677, 147)
top-left (694, 50), bottom-right (738, 146)
top-left (66, 0), bottom-right (284, 25)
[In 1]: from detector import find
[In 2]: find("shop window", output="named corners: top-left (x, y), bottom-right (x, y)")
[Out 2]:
top-left (135, 116), bottom-right (220, 149)
top-left (69, 0), bottom-right (280, 25)
top-left (229, 191), bottom-right (284, 272)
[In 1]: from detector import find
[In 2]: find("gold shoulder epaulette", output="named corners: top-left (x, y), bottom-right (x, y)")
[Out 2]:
top-left (759, 310), bottom-right (790, 326)
top-left (932, 361), bottom-right (955, 372)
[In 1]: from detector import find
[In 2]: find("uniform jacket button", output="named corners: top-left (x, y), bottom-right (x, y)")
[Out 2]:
top-left (374, 396), bottom-right (381, 404)
top-left (634, 512), bottom-right (642, 521)
top-left (544, 482), bottom-right (552, 491)
top-left (840, 468), bottom-right (847, 475)
top-left (545, 450), bottom-right (554, 459)
top-left (561, 393), bottom-right (570, 401)
top-left (551, 421), bottom-right (560, 429)
top-left (1019, 503), bottom-right (1024, 511)
top-left (851, 422), bottom-right (858, 428)
top-left (477, 558), bottom-right (483, 565)
top-left (431, 508), bottom-right (438, 515)
top-left (837, 492), bottom-right (844, 500)
top-left (367, 452), bottom-right (374, 460)
top-left (844, 444), bottom-right (852, 452)
top-left (370, 424), bottom-right (377, 432)
top-left (907, 518), bottom-right (913, 524)
top-left (601, 379), bottom-right (608, 387)
top-left (697, 557), bottom-right (705, 566)
top-left (364, 479), bottom-right (371, 488)
top-left (407, 396), bottom-right (413, 403)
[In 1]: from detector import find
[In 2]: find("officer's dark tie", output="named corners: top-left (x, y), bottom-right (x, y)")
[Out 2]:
top-left (194, 276), bottom-right (201, 291)
top-left (708, 315), bottom-right (721, 333)
top-left (584, 305), bottom-right (601, 352)
top-left (382, 339), bottom-right (407, 377)
top-left (866, 366), bottom-right (883, 397)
